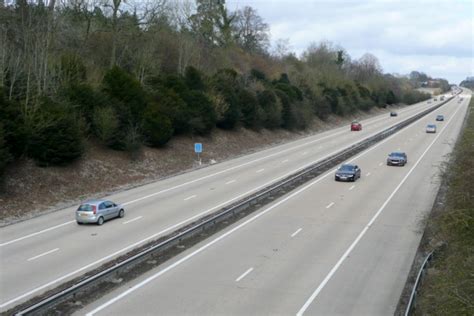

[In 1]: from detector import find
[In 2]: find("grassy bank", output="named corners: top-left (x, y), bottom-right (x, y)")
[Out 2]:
top-left (415, 94), bottom-right (474, 315)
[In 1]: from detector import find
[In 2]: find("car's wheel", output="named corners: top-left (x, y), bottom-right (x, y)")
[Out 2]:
top-left (97, 216), bottom-right (104, 226)
top-left (77, 221), bottom-right (83, 225)
top-left (118, 209), bottom-right (125, 218)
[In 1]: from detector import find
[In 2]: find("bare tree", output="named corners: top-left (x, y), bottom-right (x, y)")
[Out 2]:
top-left (233, 6), bottom-right (269, 53)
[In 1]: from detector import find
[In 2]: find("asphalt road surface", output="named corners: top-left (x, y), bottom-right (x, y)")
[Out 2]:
top-left (79, 92), bottom-right (470, 315)
top-left (0, 95), bottom-right (462, 311)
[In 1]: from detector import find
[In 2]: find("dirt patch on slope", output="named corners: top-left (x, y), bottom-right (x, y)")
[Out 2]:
top-left (0, 107), bottom-right (393, 225)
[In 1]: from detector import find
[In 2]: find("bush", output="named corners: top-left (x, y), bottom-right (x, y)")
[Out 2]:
top-left (142, 104), bottom-right (173, 147)
top-left (62, 83), bottom-right (111, 130)
top-left (212, 70), bottom-right (240, 129)
top-left (102, 66), bottom-right (147, 124)
top-left (276, 90), bottom-right (297, 129)
top-left (93, 106), bottom-right (120, 146)
top-left (27, 99), bottom-right (84, 166)
top-left (257, 90), bottom-right (281, 128)
top-left (0, 89), bottom-right (26, 157)
top-left (185, 66), bottom-right (206, 91)
top-left (0, 124), bottom-right (11, 177)
top-left (155, 89), bottom-right (191, 134)
top-left (238, 89), bottom-right (261, 128)
top-left (183, 91), bottom-right (216, 134)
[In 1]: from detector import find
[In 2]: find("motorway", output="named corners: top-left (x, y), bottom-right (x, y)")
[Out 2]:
top-left (79, 91), bottom-right (470, 315)
top-left (0, 94), bottom-right (462, 311)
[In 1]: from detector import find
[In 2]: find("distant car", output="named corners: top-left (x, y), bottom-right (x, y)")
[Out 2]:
top-left (426, 124), bottom-right (437, 133)
top-left (335, 164), bottom-right (361, 182)
top-left (436, 115), bottom-right (444, 121)
top-left (427, 100), bottom-right (432, 104)
top-left (76, 200), bottom-right (125, 225)
top-left (387, 152), bottom-right (407, 166)
top-left (351, 121), bottom-right (362, 131)
top-left (434, 98), bottom-right (438, 101)
top-left (390, 111), bottom-right (398, 117)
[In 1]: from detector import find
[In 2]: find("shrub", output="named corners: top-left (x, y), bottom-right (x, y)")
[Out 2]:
top-left (257, 90), bottom-right (281, 128)
top-left (212, 70), bottom-right (240, 129)
top-left (27, 99), bottom-right (84, 166)
top-left (102, 66), bottom-right (147, 124)
top-left (62, 83), bottom-right (111, 129)
top-left (238, 89), bottom-right (261, 128)
top-left (155, 89), bottom-right (191, 134)
top-left (0, 124), bottom-right (11, 177)
top-left (0, 89), bottom-right (26, 157)
top-left (142, 104), bottom-right (173, 147)
top-left (183, 91), bottom-right (216, 135)
top-left (185, 66), bottom-right (206, 91)
top-left (93, 106), bottom-right (120, 146)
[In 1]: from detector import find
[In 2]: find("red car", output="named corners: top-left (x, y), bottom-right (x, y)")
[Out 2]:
top-left (351, 121), bottom-right (362, 131)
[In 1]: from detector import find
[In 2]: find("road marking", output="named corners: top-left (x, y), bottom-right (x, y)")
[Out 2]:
top-left (379, 162), bottom-right (383, 166)
top-left (0, 221), bottom-right (75, 247)
top-left (27, 248), bottom-right (59, 262)
top-left (235, 267), bottom-right (254, 282)
top-left (281, 159), bottom-right (289, 163)
top-left (123, 216), bottom-right (143, 225)
top-left (326, 202), bottom-right (335, 209)
top-left (256, 169), bottom-right (265, 173)
top-left (302, 152), bottom-right (308, 155)
top-left (184, 195), bottom-right (197, 201)
top-left (225, 180), bottom-right (236, 185)
top-left (291, 228), bottom-right (303, 238)
top-left (84, 101), bottom-right (457, 316)
top-left (0, 102), bottom-right (434, 248)
top-left (296, 99), bottom-right (465, 316)
top-left (366, 172), bottom-right (371, 177)
top-left (349, 185), bottom-right (355, 191)
top-left (397, 148), bottom-right (401, 150)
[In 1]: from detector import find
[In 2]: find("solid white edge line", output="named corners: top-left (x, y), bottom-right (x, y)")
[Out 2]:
top-left (85, 104), bottom-right (436, 315)
top-left (291, 228), bottom-right (303, 238)
top-left (295, 98), bottom-right (465, 316)
top-left (0, 221), bottom-right (75, 247)
top-left (27, 248), bottom-right (59, 262)
top-left (0, 100), bottom-right (433, 247)
top-left (122, 216), bottom-right (143, 225)
top-left (0, 99), bottom-right (455, 308)
top-left (235, 267), bottom-right (254, 282)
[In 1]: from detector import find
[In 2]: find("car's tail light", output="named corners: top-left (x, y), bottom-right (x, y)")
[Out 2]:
top-left (92, 205), bottom-right (97, 214)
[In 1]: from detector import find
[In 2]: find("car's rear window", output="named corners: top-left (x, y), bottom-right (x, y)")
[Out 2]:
top-left (78, 204), bottom-right (93, 211)
top-left (339, 165), bottom-right (354, 171)
top-left (391, 152), bottom-right (404, 157)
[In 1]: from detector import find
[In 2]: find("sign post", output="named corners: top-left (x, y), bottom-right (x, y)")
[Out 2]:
top-left (194, 143), bottom-right (202, 165)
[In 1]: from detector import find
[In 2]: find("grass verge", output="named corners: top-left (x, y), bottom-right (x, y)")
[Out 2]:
top-left (415, 95), bottom-right (474, 315)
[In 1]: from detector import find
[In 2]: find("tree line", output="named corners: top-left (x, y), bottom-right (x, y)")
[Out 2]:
top-left (0, 0), bottom-right (435, 176)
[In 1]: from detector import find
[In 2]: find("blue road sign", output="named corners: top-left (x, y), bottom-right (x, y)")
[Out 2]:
top-left (194, 143), bottom-right (202, 153)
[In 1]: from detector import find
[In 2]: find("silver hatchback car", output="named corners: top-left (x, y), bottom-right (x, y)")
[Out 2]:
top-left (76, 200), bottom-right (125, 225)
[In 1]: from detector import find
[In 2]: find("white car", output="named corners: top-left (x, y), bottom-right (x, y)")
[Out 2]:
top-left (426, 124), bottom-right (437, 133)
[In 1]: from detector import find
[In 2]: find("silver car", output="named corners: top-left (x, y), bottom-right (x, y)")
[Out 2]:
top-left (76, 200), bottom-right (125, 225)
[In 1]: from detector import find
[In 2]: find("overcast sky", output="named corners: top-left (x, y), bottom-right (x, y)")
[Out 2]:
top-left (227, 0), bottom-right (473, 84)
